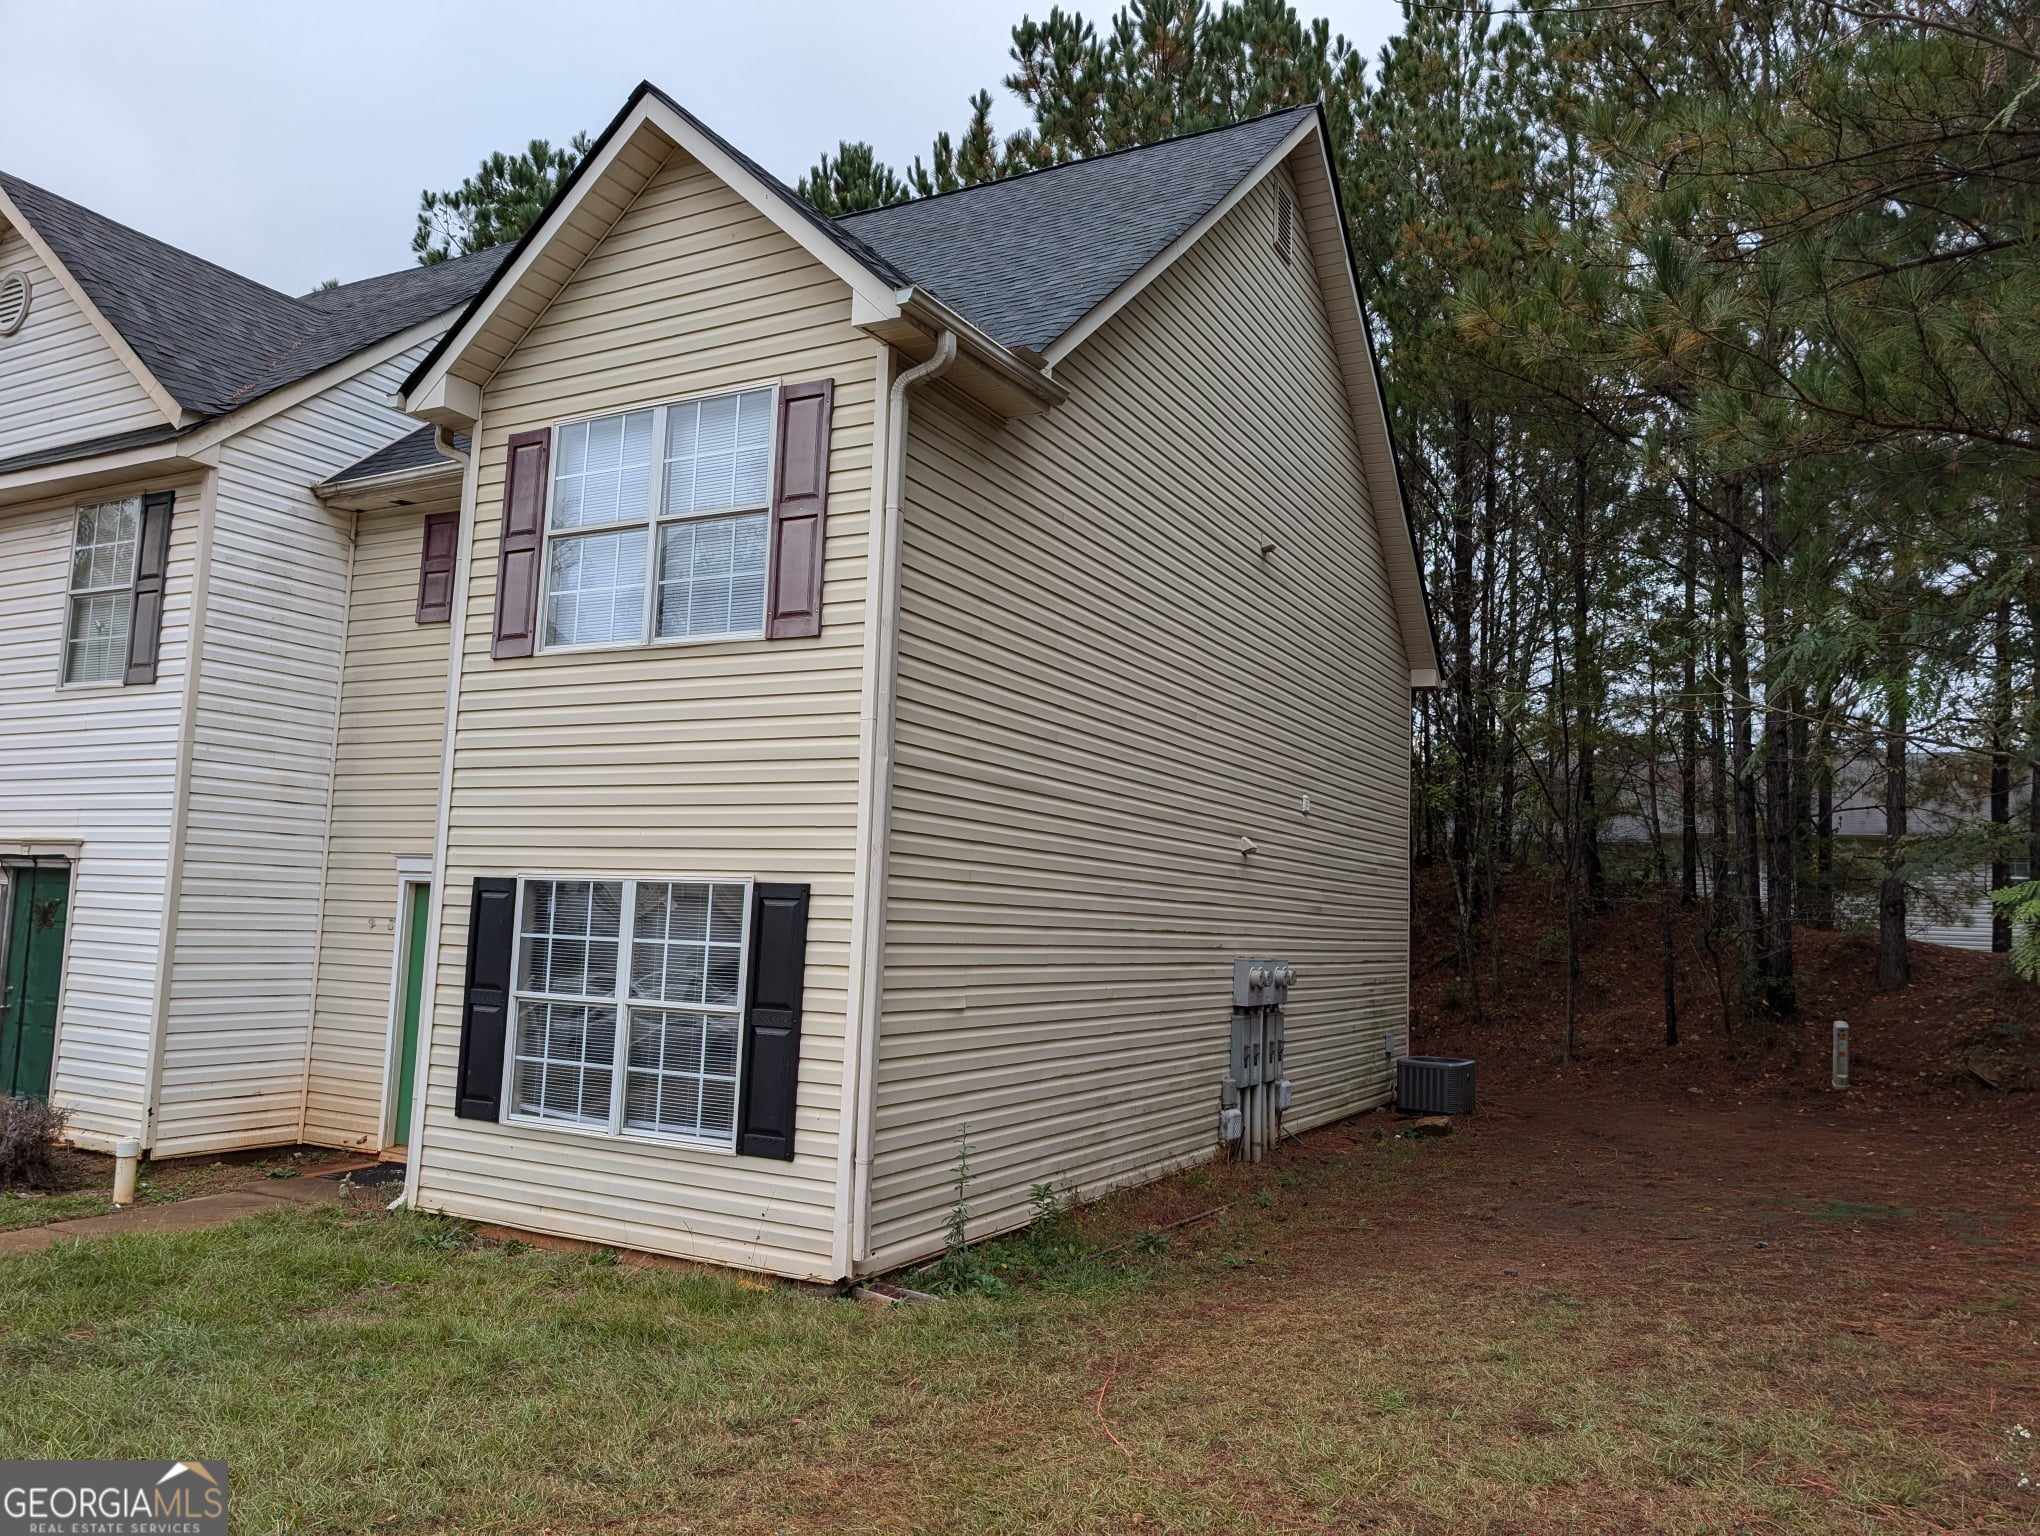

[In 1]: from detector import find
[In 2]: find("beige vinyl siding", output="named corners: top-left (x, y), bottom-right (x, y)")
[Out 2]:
top-left (0, 476), bottom-right (201, 1147)
top-left (868, 167), bottom-right (1412, 1269)
top-left (0, 225), bottom-right (168, 462)
top-left (154, 346), bottom-right (437, 1156)
top-left (303, 493), bottom-right (455, 1148)
top-left (412, 142), bottom-right (875, 1281)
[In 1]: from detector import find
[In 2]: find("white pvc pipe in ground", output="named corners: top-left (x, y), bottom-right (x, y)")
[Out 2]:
top-left (112, 1137), bottom-right (141, 1207)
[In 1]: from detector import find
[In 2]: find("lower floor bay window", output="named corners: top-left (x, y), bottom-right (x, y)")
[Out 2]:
top-left (508, 875), bottom-right (750, 1147)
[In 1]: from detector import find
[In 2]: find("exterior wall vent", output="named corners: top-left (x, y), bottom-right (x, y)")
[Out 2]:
top-left (1274, 190), bottom-right (1293, 266)
top-left (0, 271), bottom-right (30, 336)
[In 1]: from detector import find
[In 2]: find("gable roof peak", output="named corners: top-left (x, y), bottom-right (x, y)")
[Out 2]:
top-left (0, 170), bottom-right (505, 420)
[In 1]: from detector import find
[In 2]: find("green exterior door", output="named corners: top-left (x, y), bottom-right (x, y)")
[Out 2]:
top-left (391, 882), bottom-right (430, 1148)
top-left (1, 866), bottom-right (70, 1101)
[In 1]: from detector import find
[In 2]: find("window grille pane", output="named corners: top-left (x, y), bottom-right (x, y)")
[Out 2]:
top-left (619, 879), bottom-right (747, 1144)
top-left (64, 593), bottom-right (132, 684)
top-left (551, 409), bottom-right (654, 531)
top-left (544, 526), bottom-right (647, 646)
top-left (710, 885), bottom-right (745, 944)
top-left (71, 498), bottom-right (141, 592)
top-left (510, 998), bottom-right (618, 1128)
top-left (623, 1006), bottom-right (739, 1141)
top-left (663, 387), bottom-right (773, 518)
top-left (654, 513), bottom-right (767, 639)
top-left (518, 879), bottom-right (623, 999)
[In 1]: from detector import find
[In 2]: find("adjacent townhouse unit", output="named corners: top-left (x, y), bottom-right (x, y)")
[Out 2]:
top-left (0, 174), bottom-right (502, 1154)
top-left (2, 81), bottom-right (1437, 1284)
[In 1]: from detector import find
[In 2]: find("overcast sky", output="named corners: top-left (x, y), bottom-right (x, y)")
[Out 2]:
top-left (2, 0), bottom-right (1404, 295)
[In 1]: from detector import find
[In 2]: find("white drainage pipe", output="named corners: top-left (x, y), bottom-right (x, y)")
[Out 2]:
top-left (112, 1136), bottom-right (142, 1207)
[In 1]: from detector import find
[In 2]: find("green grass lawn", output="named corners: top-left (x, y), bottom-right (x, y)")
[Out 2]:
top-left (0, 1114), bottom-right (2031, 1535)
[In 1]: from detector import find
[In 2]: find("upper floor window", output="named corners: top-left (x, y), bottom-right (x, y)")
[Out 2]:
top-left (542, 386), bottom-right (776, 650)
top-left (64, 498), bottom-right (141, 684)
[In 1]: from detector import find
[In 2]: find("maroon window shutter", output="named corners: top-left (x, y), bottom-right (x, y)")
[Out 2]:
top-left (123, 490), bottom-right (175, 685)
top-left (765, 379), bottom-right (834, 640)
top-left (415, 510), bottom-right (458, 624)
top-left (492, 430), bottom-right (550, 658)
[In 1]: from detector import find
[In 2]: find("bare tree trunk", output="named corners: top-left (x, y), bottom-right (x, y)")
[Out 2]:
top-left (1710, 647), bottom-right (1729, 910)
top-left (1992, 594), bottom-right (2013, 952)
top-left (1814, 689), bottom-right (1837, 929)
top-left (1791, 703), bottom-right (1814, 919)
top-left (1680, 501), bottom-right (1700, 905)
top-left (2029, 489), bottom-right (2040, 905)
top-left (1570, 452), bottom-right (1604, 911)
top-left (1646, 680), bottom-right (1679, 1047)
top-left (1450, 398), bottom-right (1477, 887)
top-left (1721, 487), bottom-right (1764, 1012)
top-left (1877, 642), bottom-right (1911, 991)
top-left (1447, 398), bottom-right (1481, 1002)
top-left (1758, 480), bottom-right (1795, 1017)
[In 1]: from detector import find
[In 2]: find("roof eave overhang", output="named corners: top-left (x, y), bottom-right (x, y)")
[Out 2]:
top-left (316, 457), bottom-right (464, 510)
top-left (0, 435), bottom-right (216, 509)
top-left (1294, 113), bottom-right (1441, 687)
top-left (856, 287), bottom-right (1065, 418)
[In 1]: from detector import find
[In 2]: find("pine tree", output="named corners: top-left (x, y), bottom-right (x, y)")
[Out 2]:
top-left (413, 135), bottom-right (592, 265)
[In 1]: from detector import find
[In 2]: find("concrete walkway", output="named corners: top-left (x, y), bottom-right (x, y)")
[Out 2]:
top-left (0, 1168), bottom-right (371, 1257)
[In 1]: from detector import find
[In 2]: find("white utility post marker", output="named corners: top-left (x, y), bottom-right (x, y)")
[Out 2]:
top-left (1832, 1020), bottom-right (1850, 1089)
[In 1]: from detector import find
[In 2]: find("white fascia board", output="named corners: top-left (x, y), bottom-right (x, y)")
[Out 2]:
top-left (402, 95), bottom-right (907, 418)
top-left (0, 185), bottom-right (192, 430)
top-left (1040, 116), bottom-right (1316, 371)
top-left (1289, 130), bottom-right (1441, 684)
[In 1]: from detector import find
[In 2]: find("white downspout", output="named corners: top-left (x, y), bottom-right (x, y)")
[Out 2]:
top-left (842, 330), bottom-right (957, 1275)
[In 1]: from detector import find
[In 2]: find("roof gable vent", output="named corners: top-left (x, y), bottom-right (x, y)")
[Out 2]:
top-left (0, 271), bottom-right (29, 336)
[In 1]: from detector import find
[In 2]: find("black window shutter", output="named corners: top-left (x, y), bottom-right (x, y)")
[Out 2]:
top-left (123, 490), bottom-right (175, 685)
top-left (455, 876), bottom-right (518, 1121)
top-left (737, 882), bottom-right (810, 1160)
top-left (416, 510), bottom-right (458, 623)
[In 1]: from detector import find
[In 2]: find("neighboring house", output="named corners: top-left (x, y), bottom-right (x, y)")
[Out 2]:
top-left (3, 79), bottom-right (1437, 1285)
top-left (0, 172), bottom-right (502, 1152)
top-left (1602, 757), bottom-right (2032, 953)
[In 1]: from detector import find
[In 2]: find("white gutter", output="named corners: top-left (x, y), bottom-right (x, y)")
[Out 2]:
top-left (839, 329), bottom-right (957, 1277)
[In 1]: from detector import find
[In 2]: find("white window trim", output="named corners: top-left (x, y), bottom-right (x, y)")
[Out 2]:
top-left (535, 383), bottom-right (780, 656)
top-left (499, 873), bottom-right (753, 1154)
top-left (57, 496), bottom-right (142, 690)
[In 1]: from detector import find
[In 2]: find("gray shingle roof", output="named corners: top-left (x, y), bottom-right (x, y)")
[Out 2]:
top-left (837, 106), bottom-right (1313, 353)
top-left (0, 172), bottom-right (507, 418)
top-left (0, 422), bottom-right (184, 478)
top-left (404, 86), bottom-right (1313, 399)
top-left (325, 424), bottom-right (468, 486)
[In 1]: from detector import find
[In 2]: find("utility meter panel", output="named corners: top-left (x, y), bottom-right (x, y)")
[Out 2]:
top-left (1232, 957), bottom-right (1297, 1009)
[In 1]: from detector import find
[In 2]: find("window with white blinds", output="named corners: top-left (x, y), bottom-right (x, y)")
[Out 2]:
top-left (506, 876), bottom-right (750, 1146)
top-left (63, 498), bottom-right (140, 684)
top-left (541, 387), bottom-right (775, 651)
